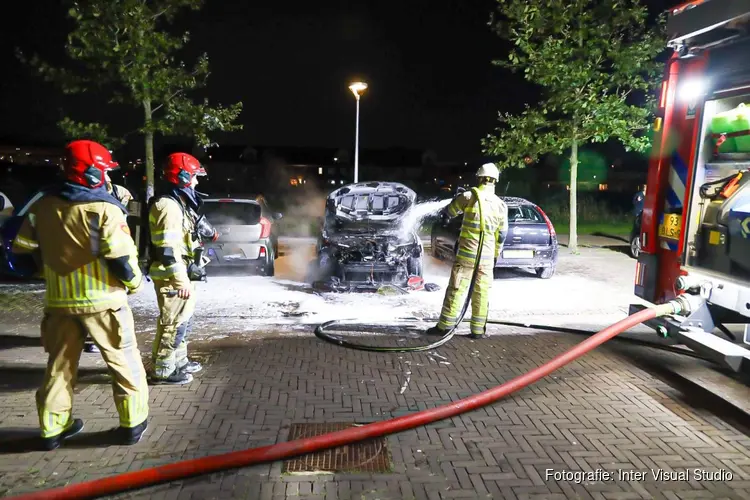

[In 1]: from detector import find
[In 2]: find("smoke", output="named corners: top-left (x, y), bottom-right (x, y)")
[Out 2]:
top-left (283, 238), bottom-right (318, 282)
top-left (266, 162), bottom-right (330, 278)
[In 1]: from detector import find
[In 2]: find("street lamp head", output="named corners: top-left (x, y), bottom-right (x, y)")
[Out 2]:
top-left (349, 81), bottom-right (368, 98)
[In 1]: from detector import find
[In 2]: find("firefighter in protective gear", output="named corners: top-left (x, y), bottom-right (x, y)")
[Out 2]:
top-left (106, 171), bottom-right (133, 207)
top-left (12, 140), bottom-right (150, 450)
top-left (148, 152), bottom-right (210, 385)
top-left (426, 163), bottom-right (508, 339)
top-left (85, 172), bottom-right (136, 355)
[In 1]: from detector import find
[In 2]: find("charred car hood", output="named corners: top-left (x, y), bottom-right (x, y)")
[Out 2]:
top-left (325, 181), bottom-right (416, 224)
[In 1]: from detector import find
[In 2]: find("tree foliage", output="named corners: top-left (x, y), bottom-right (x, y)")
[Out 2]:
top-left (19, 0), bottom-right (242, 196)
top-left (482, 0), bottom-right (664, 250)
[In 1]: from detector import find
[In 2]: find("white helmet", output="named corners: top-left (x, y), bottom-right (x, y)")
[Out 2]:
top-left (476, 162), bottom-right (500, 181)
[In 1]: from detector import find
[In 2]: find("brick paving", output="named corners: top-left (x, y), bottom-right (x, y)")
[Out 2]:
top-left (0, 328), bottom-right (749, 500)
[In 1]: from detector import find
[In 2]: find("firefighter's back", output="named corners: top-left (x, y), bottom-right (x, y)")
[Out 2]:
top-left (457, 186), bottom-right (506, 263)
top-left (33, 196), bottom-right (130, 314)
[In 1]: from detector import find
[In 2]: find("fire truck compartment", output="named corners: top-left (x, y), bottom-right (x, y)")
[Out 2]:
top-left (683, 91), bottom-right (750, 287)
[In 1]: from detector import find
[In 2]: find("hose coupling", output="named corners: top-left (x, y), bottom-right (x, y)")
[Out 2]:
top-left (675, 275), bottom-right (703, 292)
top-left (668, 293), bottom-right (705, 317)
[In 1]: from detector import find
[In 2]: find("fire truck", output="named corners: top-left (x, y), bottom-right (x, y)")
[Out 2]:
top-left (630, 0), bottom-right (750, 373)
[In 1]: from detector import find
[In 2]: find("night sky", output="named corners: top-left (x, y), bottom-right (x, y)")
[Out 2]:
top-left (1, 0), bottom-right (676, 162)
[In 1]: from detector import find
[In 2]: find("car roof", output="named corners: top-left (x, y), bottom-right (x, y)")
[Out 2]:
top-left (500, 196), bottom-right (535, 207)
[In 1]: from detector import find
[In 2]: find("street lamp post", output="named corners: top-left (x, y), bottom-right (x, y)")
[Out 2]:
top-left (348, 81), bottom-right (368, 183)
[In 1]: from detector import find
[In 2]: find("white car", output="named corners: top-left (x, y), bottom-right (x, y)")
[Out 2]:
top-left (201, 197), bottom-right (282, 276)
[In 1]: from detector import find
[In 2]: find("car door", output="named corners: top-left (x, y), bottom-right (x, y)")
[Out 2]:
top-left (0, 189), bottom-right (47, 278)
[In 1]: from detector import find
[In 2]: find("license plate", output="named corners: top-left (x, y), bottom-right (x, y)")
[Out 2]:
top-left (503, 249), bottom-right (534, 259)
top-left (658, 214), bottom-right (682, 239)
top-left (223, 247), bottom-right (245, 260)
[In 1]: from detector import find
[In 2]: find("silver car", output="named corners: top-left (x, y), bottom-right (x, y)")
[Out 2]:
top-left (201, 197), bottom-right (282, 276)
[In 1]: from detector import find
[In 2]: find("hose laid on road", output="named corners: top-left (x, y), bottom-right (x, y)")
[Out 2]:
top-left (316, 316), bottom-right (710, 361)
top-left (8, 303), bottom-right (681, 500)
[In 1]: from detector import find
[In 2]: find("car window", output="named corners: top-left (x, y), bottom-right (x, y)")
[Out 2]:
top-left (508, 206), bottom-right (544, 223)
top-left (203, 202), bottom-right (262, 225)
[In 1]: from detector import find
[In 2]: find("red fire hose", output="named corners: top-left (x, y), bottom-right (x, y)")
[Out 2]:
top-left (8, 304), bottom-right (677, 500)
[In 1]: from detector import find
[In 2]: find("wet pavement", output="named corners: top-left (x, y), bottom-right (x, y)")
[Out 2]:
top-left (2, 239), bottom-right (749, 498)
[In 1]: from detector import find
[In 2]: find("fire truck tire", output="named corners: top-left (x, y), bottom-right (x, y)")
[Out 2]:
top-left (536, 266), bottom-right (555, 279)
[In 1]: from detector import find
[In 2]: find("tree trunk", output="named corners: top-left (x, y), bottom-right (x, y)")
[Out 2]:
top-left (569, 140), bottom-right (578, 253)
top-left (143, 99), bottom-right (155, 202)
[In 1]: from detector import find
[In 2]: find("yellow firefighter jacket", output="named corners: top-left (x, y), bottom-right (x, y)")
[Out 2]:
top-left (12, 196), bottom-right (143, 314)
top-left (108, 183), bottom-right (133, 206)
top-left (148, 196), bottom-right (197, 288)
top-left (446, 184), bottom-right (508, 266)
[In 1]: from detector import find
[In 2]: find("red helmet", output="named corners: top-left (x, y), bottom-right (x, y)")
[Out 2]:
top-left (64, 140), bottom-right (119, 188)
top-left (163, 152), bottom-right (206, 187)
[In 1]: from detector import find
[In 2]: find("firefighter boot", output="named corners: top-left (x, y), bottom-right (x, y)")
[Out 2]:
top-left (41, 418), bottom-right (84, 451)
top-left (150, 369), bottom-right (193, 385)
top-left (425, 326), bottom-right (448, 336)
top-left (84, 340), bottom-right (100, 353)
top-left (117, 419), bottom-right (149, 445)
top-left (179, 360), bottom-right (203, 374)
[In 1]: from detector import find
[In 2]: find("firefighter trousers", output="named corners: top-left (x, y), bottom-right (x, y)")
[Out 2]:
top-left (152, 279), bottom-right (196, 379)
top-left (437, 261), bottom-right (493, 336)
top-left (37, 306), bottom-right (149, 438)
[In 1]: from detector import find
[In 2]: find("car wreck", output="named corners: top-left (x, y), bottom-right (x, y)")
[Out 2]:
top-left (312, 182), bottom-right (425, 293)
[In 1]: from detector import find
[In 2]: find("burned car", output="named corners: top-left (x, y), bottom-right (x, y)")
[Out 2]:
top-left (312, 182), bottom-right (424, 292)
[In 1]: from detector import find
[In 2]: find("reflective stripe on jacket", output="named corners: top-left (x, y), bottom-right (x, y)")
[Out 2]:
top-left (446, 184), bottom-right (508, 266)
top-left (12, 196), bottom-right (142, 314)
top-left (148, 196), bottom-right (194, 287)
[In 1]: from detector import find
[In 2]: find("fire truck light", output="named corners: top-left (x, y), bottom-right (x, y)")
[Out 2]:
top-left (678, 79), bottom-right (707, 102)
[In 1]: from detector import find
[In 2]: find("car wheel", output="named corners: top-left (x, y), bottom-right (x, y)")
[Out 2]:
top-left (407, 256), bottom-right (423, 277)
top-left (536, 266), bottom-right (554, 279)
top-left (629, 235), bottom-right (640, 259)
top-left (264, 256), bottom-right (275, 277)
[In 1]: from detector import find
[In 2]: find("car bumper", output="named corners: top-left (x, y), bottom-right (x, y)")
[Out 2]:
top-left (494, 244), bottom-right (558, 268)
top-left (338, 262), bottom-right (410, 285)
top-left (204, 242), bottom-right (270, 274)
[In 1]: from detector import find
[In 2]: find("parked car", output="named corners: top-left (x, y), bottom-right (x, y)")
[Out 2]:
top-left (312, 181), bottom-right (424, 290)
top-left (0, 189), bottom-right (48, 279)
top-left (431, 196), bottom-right (558, 279)
top-left (201, 197), bottom-right (282, 276)
top-left (0, 191), bottom-right (13, 227)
